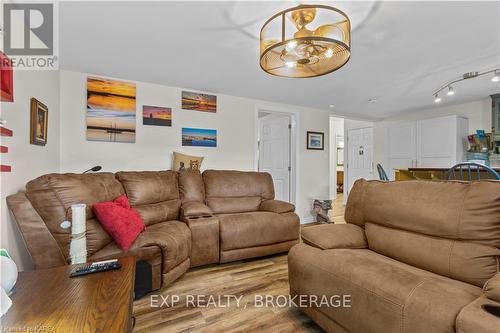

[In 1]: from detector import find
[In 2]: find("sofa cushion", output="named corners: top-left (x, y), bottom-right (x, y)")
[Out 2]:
top-left (365, 222), bottom-right (500, 287)
top-left (259, 200), bottom-right (295, 214)
top-left (301, 224), bottom-right (367, 250)
top-left (345, 179), bottom-right (500, 248)
top-left (116, 171), bottom-right (180, 225)
top-left (219, 211), bottom-right (299, 251)
top-left (25, 173), bottom-right (125, 258)
top-left (178, 169), bottom-right (205, 203)
top-left (288, 243), bottom-right (482, 333)
top-left (91, 220), bottom-right (190, 274)
top-left (203, 170), bottom-right (274, 214)
top-left (484, 272), bottom-right (500, 302)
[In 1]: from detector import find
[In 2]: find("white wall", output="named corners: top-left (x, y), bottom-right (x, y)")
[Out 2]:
top-left (0, 70), bottom-right (60, 271)
top-left (373, 98), bottom-right (492, 168)
top-left (59, 70), bottom-right (333, 223)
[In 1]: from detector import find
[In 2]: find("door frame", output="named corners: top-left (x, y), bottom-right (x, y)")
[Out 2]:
top-left (254, 105), bottom-right (299, 205)
top-left (344, 126), bottom-right (374, 202)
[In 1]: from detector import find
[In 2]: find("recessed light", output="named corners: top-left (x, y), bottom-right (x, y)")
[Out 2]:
top-left (329, 104), bottom-right (335, 108)
top-left (434, 93), bottom-right (441, 103)
top-left (368, 98), bottom-right (377, 103)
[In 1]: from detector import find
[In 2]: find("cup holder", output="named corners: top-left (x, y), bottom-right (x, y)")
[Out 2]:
top-left (482, 304), bottom-right (500, 318)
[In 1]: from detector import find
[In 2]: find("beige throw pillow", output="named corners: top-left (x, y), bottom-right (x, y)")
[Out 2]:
top-left (173, 152), bottom-right (204, 172)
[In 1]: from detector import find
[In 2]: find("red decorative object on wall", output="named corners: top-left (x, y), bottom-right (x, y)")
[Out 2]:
top-left (0, 51), bottom-right (14, 102)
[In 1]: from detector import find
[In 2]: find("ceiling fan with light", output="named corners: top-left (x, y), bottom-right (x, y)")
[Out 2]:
top-left (260, 4), bottom-right (351, 78)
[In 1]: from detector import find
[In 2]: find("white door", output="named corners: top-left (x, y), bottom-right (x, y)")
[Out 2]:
top-left (258, 115), bottom-right (291, 202)
top-left (386, 122), bottom-right (417, 180)
top-left (347, 127), bottom-right (373, 195)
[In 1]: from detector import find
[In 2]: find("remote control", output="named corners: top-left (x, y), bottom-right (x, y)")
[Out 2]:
top-left (70, 261), bottom-right (121, 278)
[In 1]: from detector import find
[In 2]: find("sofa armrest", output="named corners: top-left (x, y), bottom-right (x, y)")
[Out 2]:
top-left (259, 200), bottom-right (295, 214)
top-left (484, 273), bottom-right (500, 302)
top-left (456, 296), bottom-right (500, 333)
top-left (301, 224), bottom-right (367, 250)
top-left (6, 192), bottom-right (67, 269)
top-left (183, 216), bottom-right (219, 266)
top-left (180, 201), bottom-right (213, 219)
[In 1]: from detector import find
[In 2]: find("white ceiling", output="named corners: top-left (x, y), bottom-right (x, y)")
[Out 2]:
top-left (59, 1), bottom-right (500, 120)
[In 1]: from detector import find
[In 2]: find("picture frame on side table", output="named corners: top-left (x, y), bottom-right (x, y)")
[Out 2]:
top-left (30, 98), bottom-right (48, 146)
top-left (307, 131), bottom-right (324, 150)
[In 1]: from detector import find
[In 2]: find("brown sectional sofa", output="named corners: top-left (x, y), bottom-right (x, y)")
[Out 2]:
top-left (7, 169), bottom-right (300, 290)
top-left (288, 179), bottom-right (500, 333)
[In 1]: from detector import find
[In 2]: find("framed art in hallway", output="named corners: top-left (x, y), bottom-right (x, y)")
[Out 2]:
top-left (143, 105), bottom-right (172, 127)
top-left (30, 98), bottom-right (48, 146)
top-left (182, 127), bottom-right (217, 147)
top-left (86, 77), bottom-right (136, 143)
top-left (307, 131), bottom-right (324, 150)
top-left (181, 91), bottom-right (217, 113)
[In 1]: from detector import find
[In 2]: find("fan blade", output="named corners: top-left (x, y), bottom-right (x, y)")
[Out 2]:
top-left (312, 24), bottom-right (337, 37)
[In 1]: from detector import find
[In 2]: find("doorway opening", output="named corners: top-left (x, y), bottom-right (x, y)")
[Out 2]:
top-left (329, 117), bottom-right (345, 200)
top-left (256, 109), bottom-right (297, 204)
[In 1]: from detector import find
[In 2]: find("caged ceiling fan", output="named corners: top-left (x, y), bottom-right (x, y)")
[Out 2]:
top-left (260, 4), bottom-right (351, 78)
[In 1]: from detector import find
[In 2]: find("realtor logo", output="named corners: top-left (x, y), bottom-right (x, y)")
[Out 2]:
top-left (4, 3), bottom-right (53, 55)
top-left (2, 2), bottom-right (58, 69)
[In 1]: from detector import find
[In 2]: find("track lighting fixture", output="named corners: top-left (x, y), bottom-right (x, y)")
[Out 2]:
top-left (432, 67), bottom-right (500, 103)
top-left (492, 70), bottom-right (499, 82)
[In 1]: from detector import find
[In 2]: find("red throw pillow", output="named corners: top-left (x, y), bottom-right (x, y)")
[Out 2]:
top-left (93, 195), bottom-right (145, 252)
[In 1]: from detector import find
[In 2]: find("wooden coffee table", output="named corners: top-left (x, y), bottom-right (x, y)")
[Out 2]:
top-left (1, 256), bottom-right (136, 333)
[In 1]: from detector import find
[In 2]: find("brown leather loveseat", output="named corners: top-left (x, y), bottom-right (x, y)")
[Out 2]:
top-left (288, 179), bottom-right (500, 333)
top-left (7, 169), bottom-right (299, 290)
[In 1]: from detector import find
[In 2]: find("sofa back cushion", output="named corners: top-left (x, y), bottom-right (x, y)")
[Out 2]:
top-left (345, 179), bottom-right (500, 248)
top-left (116, 171), bottom-right (180, 225)
top-left (203, 170), bottom-right (274, 214)
top-left (25, 173), bottom-right (125, 259)
top-left (178, 170), bottom-right (205, 203)
top-left (365, 223), bottom-right (499, 287)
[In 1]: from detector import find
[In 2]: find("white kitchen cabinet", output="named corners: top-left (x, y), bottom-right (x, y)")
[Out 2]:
top-left (385, 115), bottom-right (468, 179)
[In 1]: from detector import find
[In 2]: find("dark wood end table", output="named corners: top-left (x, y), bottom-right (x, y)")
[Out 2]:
top-left (1, 256), bottom-right (136, 333)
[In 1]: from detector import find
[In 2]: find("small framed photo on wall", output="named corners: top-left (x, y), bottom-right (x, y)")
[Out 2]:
top-left (30, 98), bottom-right (48, 146)
top-left (307, 131), bottom-right (324, 150)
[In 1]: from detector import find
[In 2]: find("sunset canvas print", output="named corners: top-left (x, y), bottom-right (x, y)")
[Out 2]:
top-left (143, 105), bottom-right (172, 127)
top-left (86, 77), bottom-right (136, 143)
top-left (182, 128), bottom-right (217, 147)
top-left (181, 91), bottom-right (217, 113)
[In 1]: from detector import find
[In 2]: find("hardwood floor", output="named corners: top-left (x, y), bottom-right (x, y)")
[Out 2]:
top-left (330, 194), bottom-right (346, 224)
top-left (132, 196), bottom-right (346, 332)
top-left (133, 254), bottom-right (324, 333)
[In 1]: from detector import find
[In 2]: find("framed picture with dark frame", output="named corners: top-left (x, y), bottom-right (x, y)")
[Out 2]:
top-left (307, 131), bottom-right (324, 150)
top-left (30, 98), bottom-right (48, 146)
